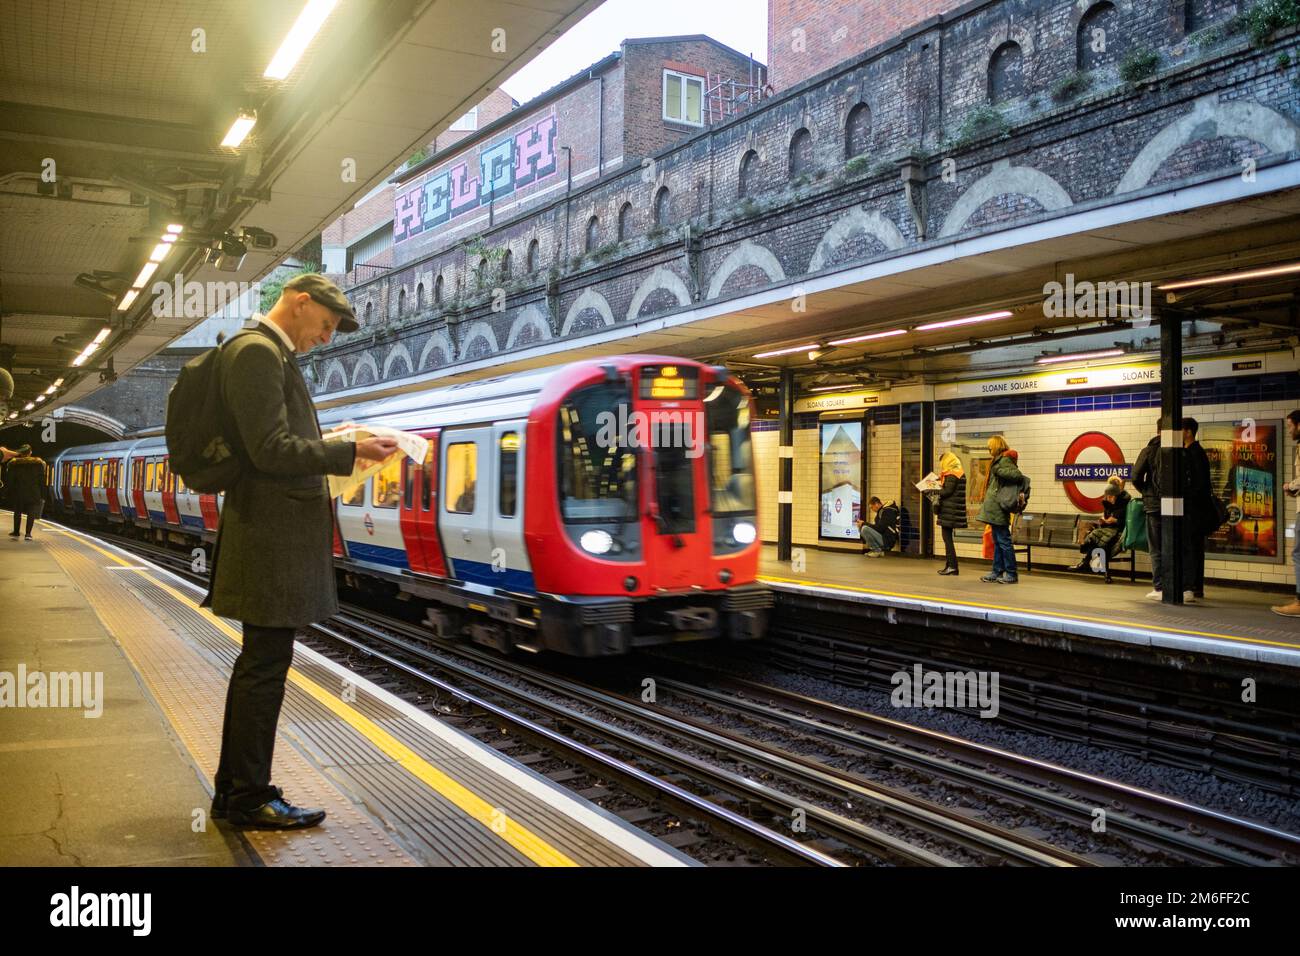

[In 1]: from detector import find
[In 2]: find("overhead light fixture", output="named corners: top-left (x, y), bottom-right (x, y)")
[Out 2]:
top-left (6, 412), bottom-right (16, 420)
top-left (915, 310), bottom-right (1013, 332)
top-left (220, 111), bottom-right (258, 148)
top-left (52, 378), bottom-right (64, 388)
top-left (92, 327), bottom-right (112, 345)
top-left (34, 395), bottom-right (45, 403)
top-left (161, 234), bottom-right (177, 243)
top-left (1036, 348), bottom-right (1127, 365)
top-left (828, 329), bottom-right (907, 346)
top-left (23, 403), bottom-right (34, 411)
top-left (264, 0), bottom-right (339, 80)
top-left (1157, 262), bottom-right (1300, 291)
top-left (165, 223), bottom-right (184, 234)
top-left (753, 343), bottom-right (822, 359)
top-left (117, 289), bottom-right (140, 312)
top-left (808, 384), bottom-right (865, 392)
top-left (149, 243), bottom-right (171, 262)
top-left (44, 385), bottom-right (56, 395)
top-left (132, 261), bottom-right (158, 288)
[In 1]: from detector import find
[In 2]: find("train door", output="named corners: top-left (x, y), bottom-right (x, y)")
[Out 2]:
top-left (59, 460), bottom-right (71, 512)
top-left (106, 459), bottom-right (121, 516)
top-left (131, 457), bottom-right (148, 524)
top-left (80, 461), bottom-right (94, 512)
top-left (199, 492), bottom-right (220, 531)
top-left (143, 458), bottom-right (164, 523)
top-left (161, 459), bottom-right (180, 525)
top-left (490, 422), bottom-right (532, 593)
top-left (400, 429), bottom-right (447, 577)
top-left (440, 428), bottom-right (492, 586)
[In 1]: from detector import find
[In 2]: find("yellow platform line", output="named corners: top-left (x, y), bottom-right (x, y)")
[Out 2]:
top-left (55, 526), bottom-right (577, 867)
top-left (759, 573), bottom-right (1300, 652)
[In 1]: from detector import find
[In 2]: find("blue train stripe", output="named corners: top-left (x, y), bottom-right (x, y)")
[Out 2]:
top-left (180, 514), bottom-right (204, 530)
top-left (342, 540), bottom-right (410, 570)
top-left (148, 510), bottom-right (167, 524)
top-left (446, 557), bottom-right (536, 594)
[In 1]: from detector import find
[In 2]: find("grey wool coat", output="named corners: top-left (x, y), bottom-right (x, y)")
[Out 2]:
top-left (200, 324), bottom-right (355, 627)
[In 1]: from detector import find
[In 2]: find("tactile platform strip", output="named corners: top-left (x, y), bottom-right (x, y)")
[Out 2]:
top-left (41, 529), bottom-right (417, 867)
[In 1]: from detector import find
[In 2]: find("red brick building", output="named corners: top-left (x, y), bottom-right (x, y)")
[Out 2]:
top-left (767, 0), bottom-right (961, 91)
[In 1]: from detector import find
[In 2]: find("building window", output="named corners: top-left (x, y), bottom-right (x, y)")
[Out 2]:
top-left (845, 103), bottom-right (871, 158)
top-left (434, 274), bottom-right (443, 305)
top-left (738, 149), bottom-right (758, 198)
top-left (1078, 2), bottom-right (1119, 71)
top-left (663, 69), bottom-right (704, 127)
top-left (449, 107), bottom-right (479, 132)
top-left (397, 288), bottom-right (406, 315)
top-left (477, 258), bottom-right (488, 285)
top-left (654, 186), bottom-right (671, 226)
top-left (527, 239), bottom-right (540, 273)
top-left (586, 215), bottom-right (600, 252)
top-left (789, 128), bottom-right (813, 177)
top-left (989, 42), bottom-right (1025, 105)
top-left (617, 202), bottom-right (632, 241)
top-left (415, 283), bottom-right (424, 311)
top-left (364, 301), bottom-right (374, 324)
top-left (500, 248), bottom-right (512, 280)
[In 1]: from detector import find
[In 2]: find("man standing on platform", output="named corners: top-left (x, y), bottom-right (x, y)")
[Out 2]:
top-left (203, 274), bottom-right (397, 830)
top-left (5, 444), bottom-right (46, 540)
top-left (1133, 420), bottom-right (1164, 600)
top-left (1273, 410), bottom-right (1300, 617)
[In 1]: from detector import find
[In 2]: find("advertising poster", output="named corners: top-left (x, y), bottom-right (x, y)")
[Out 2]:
top-left (1200, 421), bottom-right (1280, 560)
top-left (819, 421), bottom-right (863, 540)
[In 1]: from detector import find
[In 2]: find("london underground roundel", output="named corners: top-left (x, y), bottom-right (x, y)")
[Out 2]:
top-left (1058, 431), bottom-right (1126, 512)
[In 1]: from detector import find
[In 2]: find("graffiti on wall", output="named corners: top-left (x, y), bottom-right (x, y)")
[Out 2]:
top-left (394, 113), bottom-right (558, 243)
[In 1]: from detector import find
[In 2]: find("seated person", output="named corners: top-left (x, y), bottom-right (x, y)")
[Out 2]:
top-left (855, 496), bottom-right (900, 557)
top-left (1070, 476), bottom-right (1130, 571)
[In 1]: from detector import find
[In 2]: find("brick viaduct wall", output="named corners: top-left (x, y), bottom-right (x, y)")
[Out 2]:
top-left (306, 0), bottom-right (1300, 397)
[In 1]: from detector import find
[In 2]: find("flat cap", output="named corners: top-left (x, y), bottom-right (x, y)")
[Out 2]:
top-left (284, 273), bottom-right (358, 333)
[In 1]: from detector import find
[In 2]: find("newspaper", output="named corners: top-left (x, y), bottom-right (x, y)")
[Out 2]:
top-left (323, 424), bottom-right (429, 500)
top-left (915, 471), bottom-right (942, 493)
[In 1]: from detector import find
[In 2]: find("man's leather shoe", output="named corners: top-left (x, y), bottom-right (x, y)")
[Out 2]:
top-left (211, 791), bottom-right (228, 820)
top-left (227, 795), bottom-right (326, 830)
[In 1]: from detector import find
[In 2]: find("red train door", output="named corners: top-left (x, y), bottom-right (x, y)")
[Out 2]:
top-left (132, 457), bottom-right (148, 523)
top-left (199, 494), bottom-right (220, 531)
top-left (106, 459), bottom-right (121, 515)
top-left (400, 429), bottom-right (447, 577)
top-left (161, 458), bottom-right (180, 525)
top-left (80, 462), bottom-right (93, 512)
top-left (332, 503), bottom-right (346, 558)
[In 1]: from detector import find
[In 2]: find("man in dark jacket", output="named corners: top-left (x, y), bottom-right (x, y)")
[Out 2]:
top-left (5, 444), bottom-right (46, 540)
top-left (1181, 417), bottom-right (1212, 603)
top-left (1131, 420), bottom-right (1163, 599)
top-left (857, 496), bottom-right (900, 556)
top-left (204, 274), bottom-right (397, 830)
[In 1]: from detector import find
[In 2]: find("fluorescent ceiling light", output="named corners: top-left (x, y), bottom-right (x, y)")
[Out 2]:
top-left (1157, 262), bottom-right (1300, 291)
top-left (149, 243), bottom-right (170, 262)
top-left (264, 0), bottom-right (339, 80)
top-left (828, 329), bottom-right (907, 346)
top-left (23, 403), bottom-right (34, 411)
top-left (165, 224), bottom-right (184, 234)
top-left (132, 261), bottom-right (158, 288)
top-left (808, 384), bottom-right (865, 392)
top-left (220, 112), bottom-right (258, 148)
top-left (117, 289), bottom-right (140, 312)
top-left (161, 234), bottom-right (177, 243)
top-left (1036, 348), bottom-right (1126, 365)
top-left (34, 395), bottom-right (44, 403)
top-left (915, 310), bottom-right (1013, 332)
top-left (92, 327), bottom-right (112, 345)
top-left (52, 378), bottom-right (64, 387)
top-left (754, 343), bottom-right (821, 359)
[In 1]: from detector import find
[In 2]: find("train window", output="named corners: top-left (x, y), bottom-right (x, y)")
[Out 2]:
top-left (557, 382), bottom-right (637, 523)
top-left (342, 479), bottom-right (367, 507)
top-left (402, 459), bottom-right (414, 510)
top-left (445, 442), bottom-right (477, 514)
top-left (146, 461), bottom-right (156, 491)
top-left (421, 444), bottom-right (434, 512)
top-left (498, 432), bottom-right (518, 517)
top-left (372, 457), bottom-right (402, 509)
top-left (176, 475), bottom-right (185, 494)
top-left (705, 385), bottom-right (757, 515)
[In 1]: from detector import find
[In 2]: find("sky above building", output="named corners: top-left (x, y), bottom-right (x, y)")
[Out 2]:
top-left (500, 0), bottom-right (769, 103)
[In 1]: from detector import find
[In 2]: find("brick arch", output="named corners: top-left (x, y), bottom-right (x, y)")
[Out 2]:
top-left (1115, 96), bottom-right (1300, 194)
top-left (707, 240), bottom-right (786, 299)
top-left (459, 321), bottom-right (499, 359)
top-left (48, 405), bottom-right (127, 440)
top-left (939, 159), bottom-right (1073, 237)
top-left (626, 267), bottom-right (692, 321)
top-left (418, 330), bottom-right (455, 369)
top-left (382, 342), bottom-right (414, 378)
top-left (505, 304), bottom-right (552, 348)
top-left (560, 288), bottom-right (615, 335)
top-left (808, 208), bottom-right (906, 272)
top-left (321, 358), bottom-right (348, 392)
top-left (350, 353), bottom-right (379, 387)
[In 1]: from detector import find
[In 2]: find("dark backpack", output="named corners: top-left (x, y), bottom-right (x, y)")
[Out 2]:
top-left (164, 333), bottom-right (249, 493)
top-left (996, 472), bottom-right (1031, 514)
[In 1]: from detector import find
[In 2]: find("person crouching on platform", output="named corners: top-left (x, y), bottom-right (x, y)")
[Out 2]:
top-left (1070, 475), bottom-right (1130, 573)
top-left (6, 444), bottom-right (46, 540)
top-left (935, 452), bottom-right (967, 576)
top-left (979, 436), bottom-right (1024, 584)
top-left (202, 274), bottom-right (398, 831)
top-left (856, 496), bottom-right (900, 557)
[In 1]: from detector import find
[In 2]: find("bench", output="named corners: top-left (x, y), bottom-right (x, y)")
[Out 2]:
top-left (953, 513), bottom-right (1140, 583)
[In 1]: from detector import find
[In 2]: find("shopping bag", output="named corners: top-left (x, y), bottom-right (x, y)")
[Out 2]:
top-left (981, 524), bottom-right (995, 559)
top-left (1122, 499), bottom-right (1148, 551)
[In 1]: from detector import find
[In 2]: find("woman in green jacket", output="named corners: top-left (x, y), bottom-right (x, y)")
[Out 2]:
top-left (979, 435), bottom-right (1023, 584)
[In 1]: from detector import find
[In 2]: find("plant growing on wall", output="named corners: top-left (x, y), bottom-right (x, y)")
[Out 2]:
top-left (951, 106), bottom-right (1009, 150)
top-left (1119, 47), bottom-right (1161, 83)
top-left (1052, 71), bottom-right (1093, 103)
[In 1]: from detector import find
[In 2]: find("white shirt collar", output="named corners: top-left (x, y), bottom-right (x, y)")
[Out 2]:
top-left (253, 313), bottom-right (297, 355)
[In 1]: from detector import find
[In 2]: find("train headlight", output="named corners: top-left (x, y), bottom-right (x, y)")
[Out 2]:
top-left (732, 521), bottom-right (757, 545)
top-left (580, 529), bottom-right (614, 555)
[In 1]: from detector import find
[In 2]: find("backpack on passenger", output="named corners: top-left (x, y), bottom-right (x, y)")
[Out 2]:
top-left (164, 332), bottom-right (249, 494)
top-left (997, 473), bottom-right (1032, 514)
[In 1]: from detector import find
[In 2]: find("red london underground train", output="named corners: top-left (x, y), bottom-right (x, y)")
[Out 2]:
top-left (49, 356), bottom-right (771, 656)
